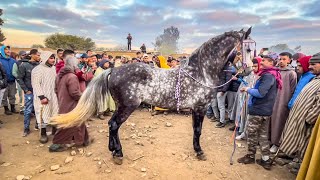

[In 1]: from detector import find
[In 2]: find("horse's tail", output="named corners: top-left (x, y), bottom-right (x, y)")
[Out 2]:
top-left (50, 69), bottom-right (113, 128)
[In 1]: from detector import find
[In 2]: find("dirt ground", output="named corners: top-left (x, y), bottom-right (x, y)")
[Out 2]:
top-left (0, 109), bottom-right (295, 180)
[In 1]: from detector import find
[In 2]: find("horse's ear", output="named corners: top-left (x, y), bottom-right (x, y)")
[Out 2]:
top-left (244, 27), bottom-right (252, 39)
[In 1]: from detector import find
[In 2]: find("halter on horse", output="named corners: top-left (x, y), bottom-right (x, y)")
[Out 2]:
top-left (51, 28), bottom-right (253, 165)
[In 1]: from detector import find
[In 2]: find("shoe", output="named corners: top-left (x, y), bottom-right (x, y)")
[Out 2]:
top-left (34, 123), bottom-right (39, 131)
top-left (84, 138), bottom-right (95, 146)
top-left (215, 122), bottom-right (226, 128)
top-left (270, 145), bottom-right (279, 154)
top-left (103, 111), bottom-right (112, 116)
top-left (287, 161), bottom-right (301, 170)
top-left (237, 154), bottom-right (255, 164)
top-left (39, 128), bottom-right (48, 144)
top-left (98, 114), bottom-right (105, 120)
top-left (289, 167), bottom-right (299, 175)
top-left (229, 125), bottom-right (236, 131)
top-left (151, 111), bottom-right (160, 116)
top-left (236, 133), bottom-right (246, 140)
top-left (256, 159), bottom-right (272, 170)
top-left (49, 144), bottom-right (66, 152)
top-left (19, 110), bottom-right (24, 115)
top-left (163, 111), bottom-right (168, 115)
top-left (22, 129), bottom-right (30, 137)
top-left (4, 106), bottom-right (12, 115)
top-left (210, 117), bottom-right (219, 122)
top-left (10, 104), bottom-right (19, 114)
top-left (0, 120), bottom-right (3, 124)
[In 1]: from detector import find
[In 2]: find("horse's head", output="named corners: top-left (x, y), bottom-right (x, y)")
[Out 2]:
top-left (224, 27), bottom-right (254, 71)
top-left (188, 28), bottom-right (253, 81)
top-left (232, 27), bottom-right (256, 70)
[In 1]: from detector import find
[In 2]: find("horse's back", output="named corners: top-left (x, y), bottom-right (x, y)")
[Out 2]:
top-left (109, 63), bottom-right (178, 108)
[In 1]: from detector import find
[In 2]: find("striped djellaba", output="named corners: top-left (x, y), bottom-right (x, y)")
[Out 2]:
top-left (280, 75), bottom-right (320, 159)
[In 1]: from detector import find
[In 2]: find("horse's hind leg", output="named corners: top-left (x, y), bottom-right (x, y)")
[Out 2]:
top-left (192, 108), bottom-right (207, 161)
top-left (108, 104), bottom-right (138, 165)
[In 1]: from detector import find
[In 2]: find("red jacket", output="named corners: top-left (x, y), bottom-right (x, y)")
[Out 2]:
top-left (56, 61), bottom-right (65, 74)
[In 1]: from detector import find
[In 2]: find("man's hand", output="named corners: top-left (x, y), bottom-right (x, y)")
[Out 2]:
top-left (231, 76), bottom-right (238, 81)
top-left (26, 91), bottom-right (32, 94)
top-left (240, 87), bottom-right (250, 92)
top-left (40, 98), bottom-right (49, 105)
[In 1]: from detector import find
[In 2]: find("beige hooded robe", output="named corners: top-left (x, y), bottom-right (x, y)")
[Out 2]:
top-left (31, 51), bottom-right (59, 127)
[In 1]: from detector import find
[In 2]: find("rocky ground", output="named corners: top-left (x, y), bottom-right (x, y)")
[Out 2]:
top-left (0, 110), bottom-right (295, 180)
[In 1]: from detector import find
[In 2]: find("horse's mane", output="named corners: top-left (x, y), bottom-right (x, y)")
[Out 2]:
top-left (187, 31), bottom-right (240, 66)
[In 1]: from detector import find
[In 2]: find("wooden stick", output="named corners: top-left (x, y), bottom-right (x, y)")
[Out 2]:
top-left (39, 106), bottom-right (44, 138)
top-left (103, 159), bottom-right (109, 168)
top-left (133, 155), bottom-right (144, 161)
top-left (235, 171), bottom-right (243, 180)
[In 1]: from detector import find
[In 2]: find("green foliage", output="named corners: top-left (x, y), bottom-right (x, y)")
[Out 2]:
top-left (153, 26), bottom-right (180, 55)
top-left (31, 44), bottom-right (45, 48)
top-left (0, 9), bottom-right (6, 46)
top-left (44, 33), bottom-right (96, 51)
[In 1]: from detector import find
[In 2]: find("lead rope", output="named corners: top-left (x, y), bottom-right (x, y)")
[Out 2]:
top-left (174, 67), bottom-right (240, 112)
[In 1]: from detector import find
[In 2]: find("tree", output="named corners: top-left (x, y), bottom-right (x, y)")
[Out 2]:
top-left (153, 26), bottom-right (180, 55)
top-left (44, 33), bottom-right (95, 51)
top-left (112, 44), bottom-right (127, 51)
top-left (31, 44), bottom-right (44, 48)
top-left (95, 47), bottom-right (106, 51)
top-left (0, 9), bottom-right (6, 45)
top-left (269, 44), bottom-right (296, 54)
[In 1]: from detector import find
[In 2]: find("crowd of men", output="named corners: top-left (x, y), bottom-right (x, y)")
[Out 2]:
top-left (206, 50), bottom-right (320, 178)
top-left (0, 45), bottom-right (186, 149)
top-left (0, 44), bottom-right (319, 179)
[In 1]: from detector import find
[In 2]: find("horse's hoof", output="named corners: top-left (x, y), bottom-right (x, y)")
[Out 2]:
top-left (113, 156), bottom-right (123, 165)
top-left (196, 151), bottom-right (207, 161)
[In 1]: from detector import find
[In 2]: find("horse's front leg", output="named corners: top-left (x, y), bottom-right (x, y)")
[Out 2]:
top-left (192, 108), bottom-right (207, 161)
top-left (108, 105), bottom-right (137, 165)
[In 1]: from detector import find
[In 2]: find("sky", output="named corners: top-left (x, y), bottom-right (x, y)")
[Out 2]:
top-left (0, 0), bottom-right (319, 54)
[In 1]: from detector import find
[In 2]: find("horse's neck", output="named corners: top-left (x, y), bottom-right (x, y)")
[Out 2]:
top-left (187, 58), bottom-right (222, 86)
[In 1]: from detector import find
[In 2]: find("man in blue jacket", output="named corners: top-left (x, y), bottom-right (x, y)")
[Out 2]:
top-left (0, 45), bottom-right (17, 115)
top-left (237, 53), bottom-right (281, 170)
top-left (288, 55), bottom-right (315, 109)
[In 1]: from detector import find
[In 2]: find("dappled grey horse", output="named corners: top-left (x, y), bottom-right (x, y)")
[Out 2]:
top-left (51, 28), bottom-right (252, 165)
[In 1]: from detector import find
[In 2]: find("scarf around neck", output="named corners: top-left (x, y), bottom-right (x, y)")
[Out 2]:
top-left (258, 67), bottom-right (282, 90)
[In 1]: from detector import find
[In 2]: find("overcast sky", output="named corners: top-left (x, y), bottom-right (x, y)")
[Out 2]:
top-left (1, 0), bottom-right (319, 54)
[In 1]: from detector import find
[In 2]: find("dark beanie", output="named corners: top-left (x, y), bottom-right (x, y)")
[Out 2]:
top-left (99, 59), bottom-right (109, 68)
top-left (309, 53), bottom-right (320, 63)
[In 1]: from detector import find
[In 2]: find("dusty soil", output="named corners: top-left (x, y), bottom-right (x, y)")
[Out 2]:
top-left (0, 109), bottom-right (295, 180)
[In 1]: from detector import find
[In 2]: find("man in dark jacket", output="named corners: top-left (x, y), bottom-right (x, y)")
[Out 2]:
top-left (17, 49), bottom-right (40, 136)
top-left (140, 44), bottom-right (146, 53)
top-left (0, 45), bottom-right (17, 115)
top-left (215, 63), bottom-right (233, 128)
top-left (237, 53), bottom-right (281, 170)
top-left (127, 33), bottom-right (132, 50)
top-left (0, 62), bottom-right (8, 124)
top-left (226, 66), bottom-right (242, 130)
